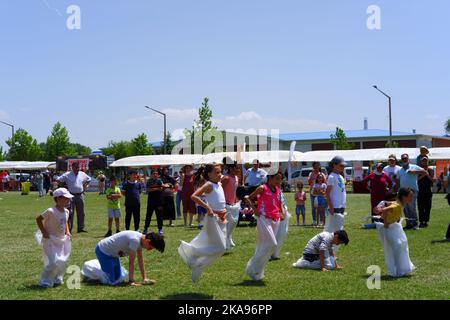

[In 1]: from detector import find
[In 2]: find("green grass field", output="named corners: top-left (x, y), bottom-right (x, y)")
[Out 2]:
top-left (0, 191), bottom-right (449, 300)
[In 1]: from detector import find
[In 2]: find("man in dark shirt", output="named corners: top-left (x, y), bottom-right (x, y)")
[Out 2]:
top-left (121, 170), bottom-right (143, 231)
top-left (144, 170), bottom-right (164, 235)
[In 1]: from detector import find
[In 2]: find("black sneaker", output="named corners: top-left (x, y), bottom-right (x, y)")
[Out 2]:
top-left (116, 229), bottom-right (121, 234)
top-left (143, 229), bottom-right (148, 235)
top-left (77, 229), bottom-right (88, 233)
top-left (104, 230), bottom-right (112, 237)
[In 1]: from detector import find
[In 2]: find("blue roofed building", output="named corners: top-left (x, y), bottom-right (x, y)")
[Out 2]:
top-left (277, 128), bottom-right (450, 152)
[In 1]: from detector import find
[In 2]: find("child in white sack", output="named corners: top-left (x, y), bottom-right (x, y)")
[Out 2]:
top-left (35, 188), bottom-right (73, 288)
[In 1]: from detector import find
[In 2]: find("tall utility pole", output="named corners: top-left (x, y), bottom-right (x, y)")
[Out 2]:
top-left (144, 106), bottom-right (167, 154)
top-left (372, 85), bottom-right (392, 145)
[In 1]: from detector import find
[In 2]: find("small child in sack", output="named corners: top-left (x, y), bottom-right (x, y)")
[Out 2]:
top-left (35, 188), bottom-right (73, 288)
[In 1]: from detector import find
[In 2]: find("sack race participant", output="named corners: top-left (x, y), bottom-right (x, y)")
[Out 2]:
top-left (244, 169), bottom-right (285, 281)
top-left (35, 188), bottom-right (73, 288)
top-left (271, 180), bottom-right (292, 260)
top-left (82, 231), bottom-right (165, 286)
top-left (293, 230), bottom-right (349, 271)
top-left (178, 164), bottom-right (228, 283)
top-left (325, 156), bottom-right (347, 233)
top-left (373, 188), bottom-right (415, 277)
top-left (221, 159), bottom-right (241, 250)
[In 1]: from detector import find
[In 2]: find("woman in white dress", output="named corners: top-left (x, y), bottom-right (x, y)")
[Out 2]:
top-left (178, 163), bottom-right (228, 283)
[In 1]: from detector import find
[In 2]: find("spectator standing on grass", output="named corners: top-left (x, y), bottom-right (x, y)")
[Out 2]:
top-left (396, 154), bottom-right (426, 230)
top-left (362, 162), bottom-right (393, 215)
top-left (2, 171), bottom-right (10, 192)
top-left (57, 161), bottom-right (91, 233)
top-left (417, 156), bottom-right (434, 228)
top-left (104, 176), bottom-right (122, 237)
top-left (43, 172), bottom-right (51, 195)
top-left (383, 154), bottom-right (401, 190)
top-left (174, 171), bottom-right (183, 219)
top-left (416, 146), bottom-right (430, 165)
top-left (244, 160), bottom-right (267, 193)
top-left (121, 170), bottom-right (143, 231)
top-left (181, 165), bottom-right (196, 227)
top-left (308, 162), bottom-right (327, 225)
top-left (97, 171), bottom-right (106, 195)
top-left (36, 171), bottom-right (45, 198)
top-left (294, 182), bottom-right (307, 226)
top-left (144, 170), bottom-right (164, 235)
top-left (160, 167), bottom-right (177, 228)
top-left (325, 156), bottom-right (347, 233)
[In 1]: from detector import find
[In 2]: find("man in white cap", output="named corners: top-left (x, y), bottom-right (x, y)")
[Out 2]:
top-left (36, 188), bottom-right (74, 288)
top-left (383, 154), bottom-right (401, 190)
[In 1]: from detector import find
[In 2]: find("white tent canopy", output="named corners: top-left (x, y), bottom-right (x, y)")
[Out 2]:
top-left (299, 147), bottom-right (450, 162)
top-left (195, 150), bottom-right (303, 165)
top-left (109, 154), bottom-right (204, 168)
top-left (0, 161), bottom-right (55, 171)
top-left (102, 147), bottom-right (450, 168)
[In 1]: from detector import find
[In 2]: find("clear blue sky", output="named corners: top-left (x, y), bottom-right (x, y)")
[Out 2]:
top-left (0, 0), bottom-right (449, 150)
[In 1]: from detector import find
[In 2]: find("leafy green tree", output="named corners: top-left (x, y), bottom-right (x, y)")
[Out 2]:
top-left (159, 131), bottom-right (174, 155)
top-left (184, 97), bottom-right (222, 154)
top-left (0, 146), bottom-right (6, 161)
top-left (44, 122), bottom-right (74, 161)
top-left (5, 128), bottom-right (42, 161)
top-left (70, 143), bottom-right (92, 156)
top-left (130, 133), bottom-right (153, 155)
top-left (102, 141), bottom-right (133, 160)
top-left (445, 117), bottom-right (450, 135)
top-left (330, 127), bottom-right (354, 150)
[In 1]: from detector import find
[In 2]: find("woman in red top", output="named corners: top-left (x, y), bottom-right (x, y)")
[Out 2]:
top-left (181, 165), bottom-right (197, 226)
top-left (362, 162), bottom-right (393, 215)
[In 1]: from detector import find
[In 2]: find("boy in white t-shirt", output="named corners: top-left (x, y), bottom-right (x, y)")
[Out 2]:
top-left (36, 188), bottom-right (73, 287)
top-left (325, 156), bottom-right (347, 233)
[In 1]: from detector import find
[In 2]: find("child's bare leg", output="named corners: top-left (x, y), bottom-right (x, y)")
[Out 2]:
top-left (115, 218), bottom-right (120, 230)
top-left (108, 218), bottom-right (113, 231)
top-left (183, 211), bottom-right (187, 226)
top-left (188, 213), bottom-right (194, 226)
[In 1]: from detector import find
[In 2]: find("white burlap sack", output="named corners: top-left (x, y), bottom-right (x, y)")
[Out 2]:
top-left (81, 259), bottom-right (128, 285)
top-left (271, 210), bottom-right (291, 259)
top-left (324, 212), bottom-right (345, 233)
top-left (245, 216), bottom-right (279, 281)
top-left (178, 214), bottom-right (227, 283)
top-left (376, 221), bottom-right (415, 277)
top-left (226, 202), bottom-right (241, 250)
top-left (292, 252), bottom-right (336, 270)
top-left (35, 231), bottom-right (71, 287)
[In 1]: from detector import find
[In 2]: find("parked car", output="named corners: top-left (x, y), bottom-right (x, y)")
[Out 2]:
top-left (344, 167), bottom-right (369, 182)
top-left (291, 167), bottom-right (328, 186)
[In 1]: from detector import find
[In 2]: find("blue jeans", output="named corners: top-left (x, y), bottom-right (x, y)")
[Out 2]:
top-left (176, 190), bottom-right (182, 218)
top-left (310, 195), bottom-right (317, 224)
top-left (403, 190), bottom-right (418, 227)
top-left (37, 183), bottom-right (44, 197)
top-left (95, 245), bottom-right (124, 285)
top-left (296, 205), bottom-right (306, 217)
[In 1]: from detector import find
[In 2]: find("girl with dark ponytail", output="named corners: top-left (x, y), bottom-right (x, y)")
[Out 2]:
top-left (178, 163), bottom-right (228, 283)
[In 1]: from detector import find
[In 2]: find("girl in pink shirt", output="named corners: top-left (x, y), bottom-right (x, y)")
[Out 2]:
top-left (244, 170), bottom-right (285, 281)
top-left (221, 162), bottom-right (241, 249)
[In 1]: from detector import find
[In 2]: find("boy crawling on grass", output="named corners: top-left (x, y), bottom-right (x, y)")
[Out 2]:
top-left (93, 231), bottom-right (165, 286)
top-left (301, 230), bottom-right (349, 272)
